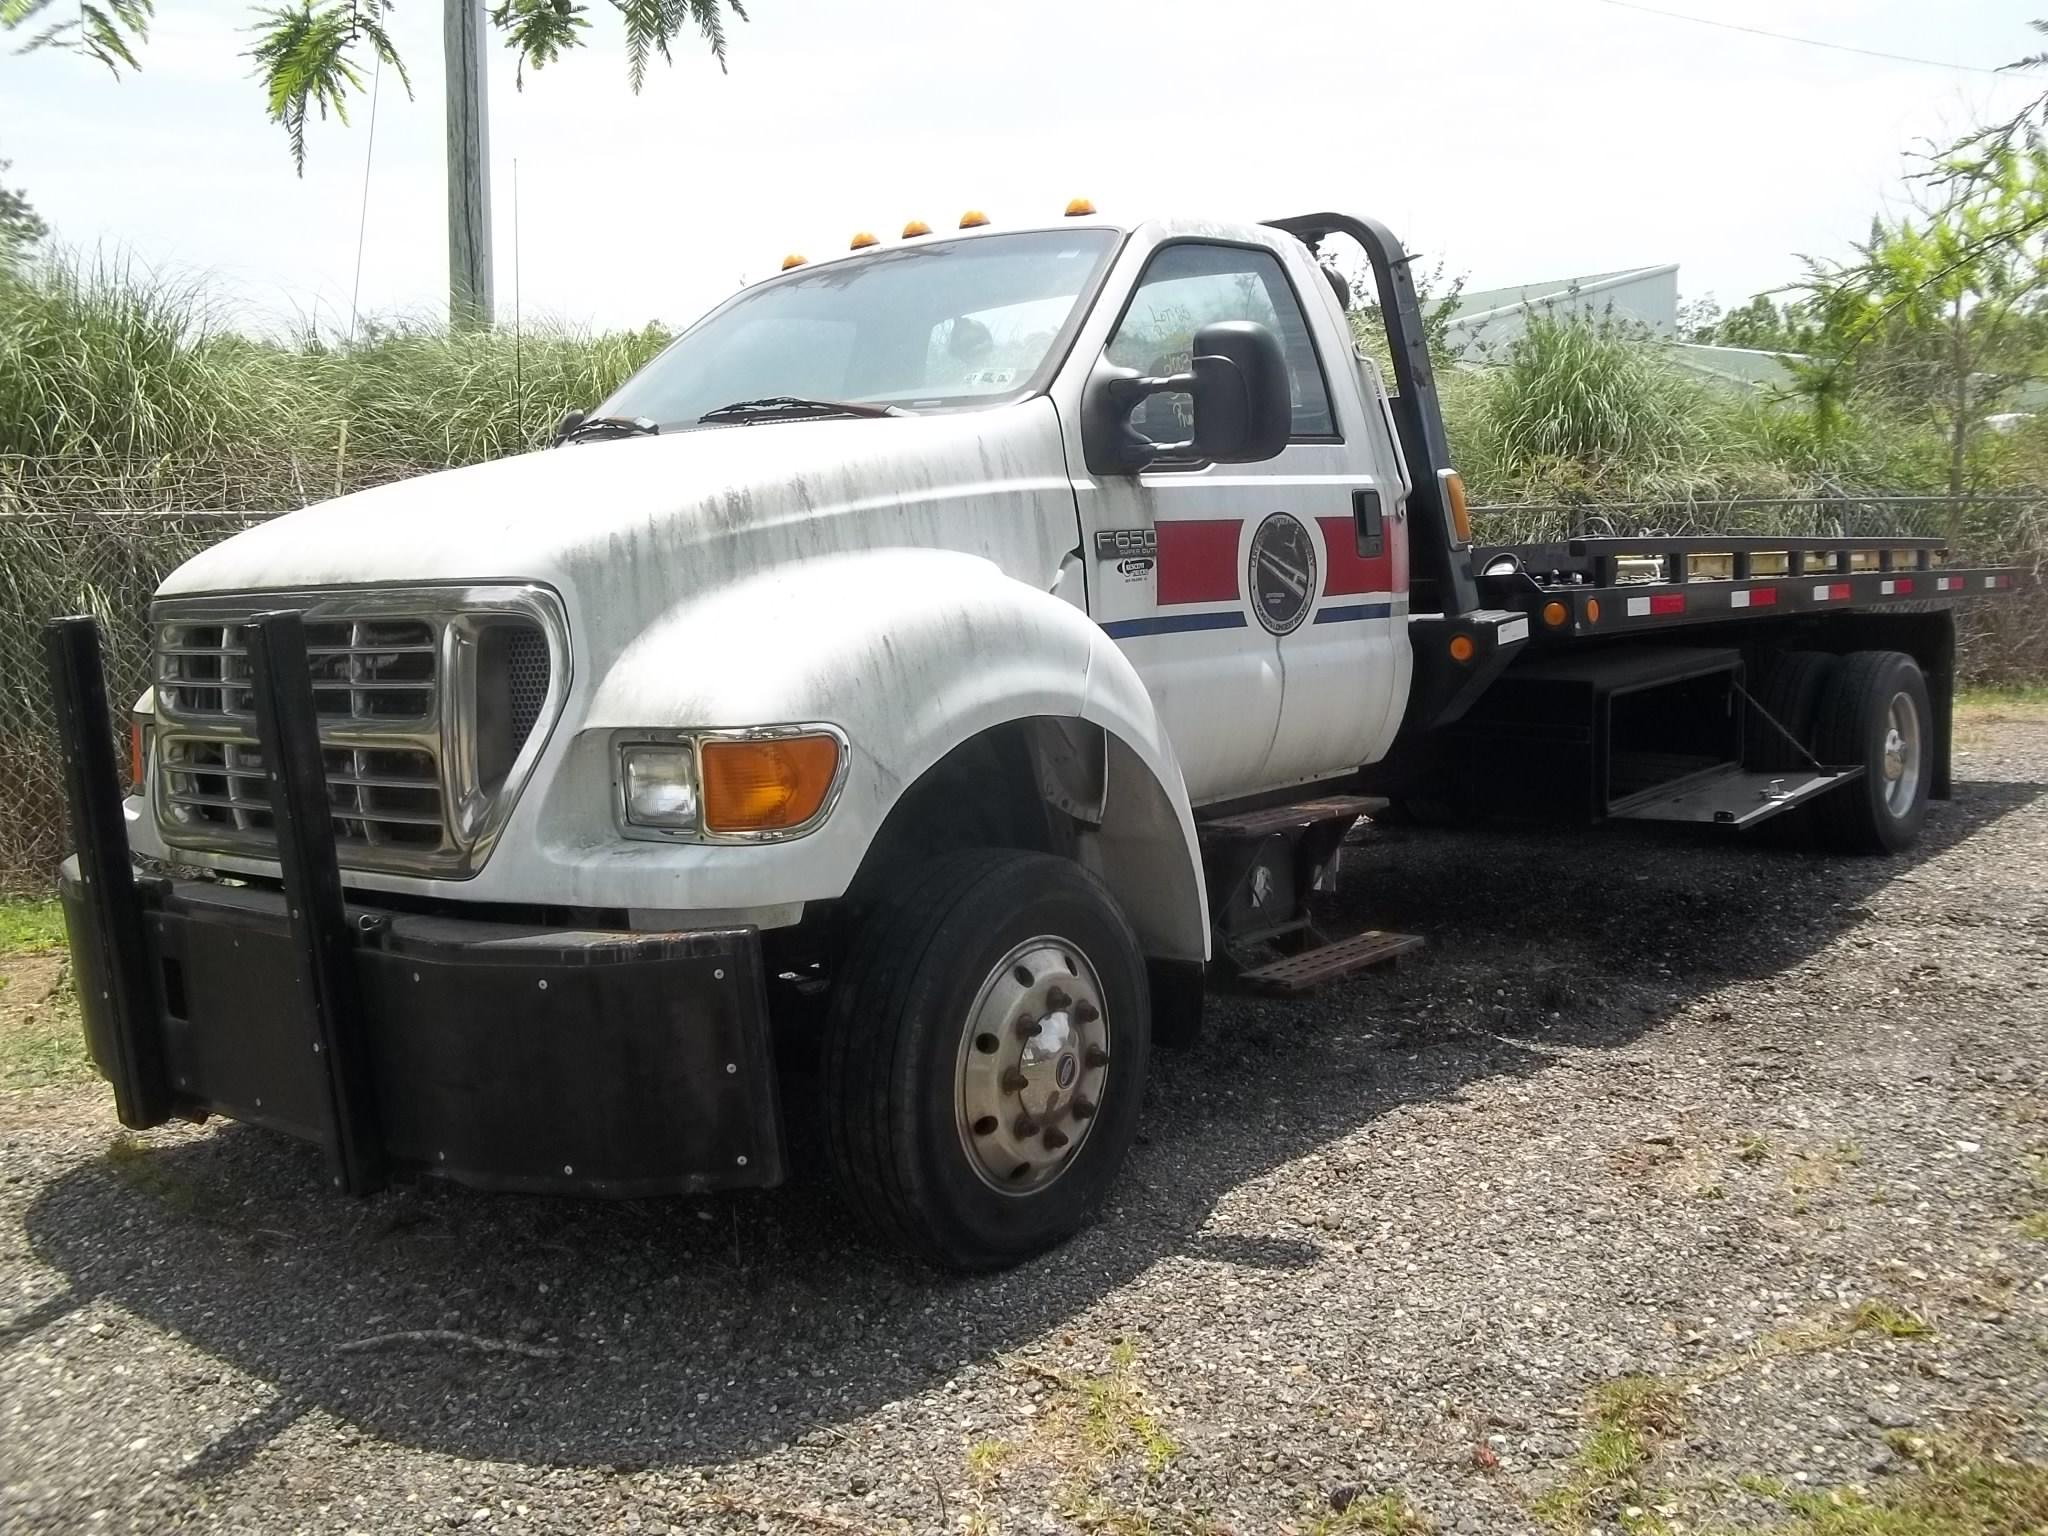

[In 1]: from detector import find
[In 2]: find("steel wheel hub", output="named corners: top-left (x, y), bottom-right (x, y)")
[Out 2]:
top-left (954, 937), bottom-right (1110, 1195)
top-left (1881, 690), bottom-right (1921, 817)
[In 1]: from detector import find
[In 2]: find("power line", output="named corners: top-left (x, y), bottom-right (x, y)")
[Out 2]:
top-left (1589, 0), bottom-right (2009, 77)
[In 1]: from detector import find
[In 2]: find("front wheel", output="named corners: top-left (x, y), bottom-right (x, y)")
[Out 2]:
top-left (820, 850), bottom-right (1151, 1270)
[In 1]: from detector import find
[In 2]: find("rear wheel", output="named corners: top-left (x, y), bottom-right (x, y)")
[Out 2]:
top-left (820, 850), bottom-right (1150, 1269)
top-left (1812, 651), bottom-right (1931, 855)
top-left (1745, 651), bottom-right (1839, 771)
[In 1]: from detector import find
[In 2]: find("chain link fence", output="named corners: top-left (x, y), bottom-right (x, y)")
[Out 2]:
top-left (2, 463), bottom-right (2042, 894)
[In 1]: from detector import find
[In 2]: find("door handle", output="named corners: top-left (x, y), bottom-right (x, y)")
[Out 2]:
top-left (1350, 489), bottom-right (1386, 558)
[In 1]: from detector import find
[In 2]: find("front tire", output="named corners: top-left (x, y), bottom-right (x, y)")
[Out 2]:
top-left (820, 850), bottom-right (1151, 1270)
top-left (1812, 651), bottom-right (1931, 854)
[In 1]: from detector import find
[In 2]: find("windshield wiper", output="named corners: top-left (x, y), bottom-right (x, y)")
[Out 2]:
top-left (557, 414), bottom-right (659, 444)
top-left (698, 395), bottom-right (908, 424)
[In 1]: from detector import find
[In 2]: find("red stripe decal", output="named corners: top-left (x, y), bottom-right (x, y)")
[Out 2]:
top-left (1317, 516), bottom-right (1393, 596)
top-left (1893, 577), bottom-right (1914, 595)
top-left (1650, 592), bottom-right (1686, 616)
top-left (1751, 586), bottom-right (1779, 607)
top-left (1155, 519), bottom-right (1242, 606)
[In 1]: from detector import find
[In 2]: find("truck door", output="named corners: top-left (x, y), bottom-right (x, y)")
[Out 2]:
top-left (1062, 237), bottom-right (1401, 803)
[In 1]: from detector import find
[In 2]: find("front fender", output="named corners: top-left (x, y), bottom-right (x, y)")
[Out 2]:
top-left (570, 548), bottom-right (1208, 953)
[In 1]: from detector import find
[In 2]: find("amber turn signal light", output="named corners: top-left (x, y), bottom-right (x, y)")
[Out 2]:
top-left (699, 734), bottom-right (842, 834)
top-left (1541, 600), bottom-right (1567, 628)
top-left (1447, 634), bottom-right (1476, 663)
top-left (128, 719), bottom-right (145, 788)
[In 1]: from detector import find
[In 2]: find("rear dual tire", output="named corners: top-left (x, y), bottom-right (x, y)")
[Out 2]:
top-left (1811, 650), bottom-right (1931, 855)
top-left (1748, 649), bottom-right (1931, 855)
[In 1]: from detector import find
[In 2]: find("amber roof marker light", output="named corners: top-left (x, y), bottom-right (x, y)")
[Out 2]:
top-left (959, 209), bottom-right (990, 228)
top-left (902, 220), bottom-right (931, 238)
top-left (1064, 197), bottom-right (1096, 216)
top-left (780, 253), bottom-right (806, 270)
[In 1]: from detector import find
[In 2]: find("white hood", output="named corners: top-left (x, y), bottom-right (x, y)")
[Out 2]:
top-left (161, 400), bottom-right (1081, 664)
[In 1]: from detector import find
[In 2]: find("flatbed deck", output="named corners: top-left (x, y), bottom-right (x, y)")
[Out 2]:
top-left (1473, 533), bottom-right (2016, 641)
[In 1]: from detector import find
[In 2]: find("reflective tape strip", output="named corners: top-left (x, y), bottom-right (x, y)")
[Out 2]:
top-left (1880, 578), bottom-right (1914, 595)
top-left (1626, 593), bottom-right (1686, 618)
top-left (1813, 583), bottom-right (1850, 601)
top-left (1730, 587), bottom-right (1778, 609)
top-left (1627, 595), bottom-right (1650, 617)
top-left (1937, 576), bottom-right (1962, 592)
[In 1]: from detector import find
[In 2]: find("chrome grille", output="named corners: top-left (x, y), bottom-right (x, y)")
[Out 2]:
top-left (157, 618), bottom-right (439, 722)
top-left (149, 587), bottom-right (568, 879)
top-left (159, 738), bottom-right (447, 854)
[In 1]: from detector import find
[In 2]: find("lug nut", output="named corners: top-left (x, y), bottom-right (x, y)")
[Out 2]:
top-left (1042, 1126), bottom-right (1070, 1151)
top-left (1014, 1113), bottom-right (1041, 1137)
top-left (1000, 1067), bottom-right (1028, 1093)
top-left (1073, 998), bottom-right (1099, 1024)
top-left (1084, 1045), bottom-right (1110, 1069)
top-left (1013, 1015), bottom-right (1041, 1039)
top-left (1045, 986), bottom-right (1071, 1011)
top-left (1069, 1096), bottom-right (1096, 1120)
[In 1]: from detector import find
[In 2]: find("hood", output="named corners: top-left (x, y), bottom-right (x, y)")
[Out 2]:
top-left (160, 400), bottom-right (1080, 662)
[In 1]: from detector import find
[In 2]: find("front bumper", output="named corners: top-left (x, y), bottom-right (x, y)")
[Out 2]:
top-left (60, 862), bottom-right (785, 1195)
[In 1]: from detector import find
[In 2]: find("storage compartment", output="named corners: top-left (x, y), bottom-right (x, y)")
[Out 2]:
top-left (1437, 645), bottom-right (1743, 823)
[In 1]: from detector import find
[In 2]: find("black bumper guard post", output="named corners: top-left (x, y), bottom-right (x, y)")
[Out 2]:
top-left (43, 615), bottom-right (174, 1128)
top-left (245, 609), bottom-right (387, 1196)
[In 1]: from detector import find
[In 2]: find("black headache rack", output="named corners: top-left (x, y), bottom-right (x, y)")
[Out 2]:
top-left (44, 612), bottom-right (784, 1197)
top-left (1267, 212), bottom-right (2025, 743)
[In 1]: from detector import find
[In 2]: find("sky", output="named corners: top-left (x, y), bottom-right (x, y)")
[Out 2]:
top-left (5, 0), bottom-right (2045, 338)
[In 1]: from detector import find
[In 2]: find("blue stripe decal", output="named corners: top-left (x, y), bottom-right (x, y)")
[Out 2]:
top-left (1100, 611), bottom-right (1248, 640)
top-left (1313, 602), bottom-right (1393, 625)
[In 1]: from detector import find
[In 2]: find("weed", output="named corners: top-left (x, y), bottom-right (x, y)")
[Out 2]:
top-left (1531, 1373), bottom-right (1686, 1533)
top-left (1739, 1134), bottom-right (1772, 1165)
top-left (2019, 1212), bottom-right (2048, 1240)
top-left (1848, 1300), bottom-right (1934, 1340)
top-left (1308, 1491), bottom-right (1433, 1534)
top-left (965, 1439), bottom-right (1013, 1486)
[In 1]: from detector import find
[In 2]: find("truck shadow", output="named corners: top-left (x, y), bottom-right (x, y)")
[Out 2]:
top-left (14, 778), bottom-right (2042, 1476)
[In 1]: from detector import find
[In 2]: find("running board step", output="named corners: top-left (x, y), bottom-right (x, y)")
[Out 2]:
top-left (1197, 794), bottom-right (1387, 840)
top-left (1239, 929), bottom-right (1425, 995)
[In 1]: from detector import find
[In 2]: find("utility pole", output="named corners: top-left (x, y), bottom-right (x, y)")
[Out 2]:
top-left (444, 0), bottom-right (494, 327)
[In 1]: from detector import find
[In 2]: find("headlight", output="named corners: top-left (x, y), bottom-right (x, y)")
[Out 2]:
top-left (613, 726), bottom-right (846, 841)
top-left (620, 743), bottom-right (700, 829)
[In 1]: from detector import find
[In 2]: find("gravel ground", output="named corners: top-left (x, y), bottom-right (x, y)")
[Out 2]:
top-left (3, 717), bottom-right (2044, 1535)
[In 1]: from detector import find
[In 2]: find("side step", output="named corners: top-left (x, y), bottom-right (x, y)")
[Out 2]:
top-left (1239, 929), bottom-right (1425, 995)
top-left (1197, 794), bottom-right (1387, 839)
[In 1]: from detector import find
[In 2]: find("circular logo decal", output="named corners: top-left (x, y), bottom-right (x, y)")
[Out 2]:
top-left (1247, 513), bottom-right (1318, 635)
top-left (1055, 1054), bottom-right (1079, 1090)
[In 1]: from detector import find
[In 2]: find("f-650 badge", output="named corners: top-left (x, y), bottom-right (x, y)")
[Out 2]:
top-left (1093, 528), bottom-right (1157, 559)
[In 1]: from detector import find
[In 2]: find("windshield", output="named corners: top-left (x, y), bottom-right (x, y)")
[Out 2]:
top-left (596, 229), bottom-right (1121, 426)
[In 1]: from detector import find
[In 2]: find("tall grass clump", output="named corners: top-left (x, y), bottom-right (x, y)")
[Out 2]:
top-left (301, 319), bottom-right (670, 467)
top-left (0, 252), bottom-right (672, 497)
top-left (0, 251), bottom-right (313, 467)
top-left (1459, 315), bottom-right (1791, 501)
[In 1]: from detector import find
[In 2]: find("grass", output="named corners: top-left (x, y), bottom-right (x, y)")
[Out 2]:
top-left (1955, 684), bottom-right (2048, 724)
top-left (2019, 1211), bottom-right (2048, 1240)
top-left (0, 898), bottom-right (65, 955)
top-left (0, 899), bottom-right (88, 1089)
top-left (1306, 1492), bottom-right (1434, 1534)
top-left (1531, 1373), bottom-right (1688, 1533)
top-left (1739, 1430), bottom-right (2048, 1535)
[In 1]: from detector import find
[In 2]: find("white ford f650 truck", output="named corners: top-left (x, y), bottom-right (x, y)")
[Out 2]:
top-left (49, 208), bottom-right (2017, 1269)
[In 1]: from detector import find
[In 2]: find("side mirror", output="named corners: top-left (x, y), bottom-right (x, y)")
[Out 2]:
top-left (552, 408), bottom-right (587, 447)
top-left (1081, 320), bottom-right (1292, 476)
